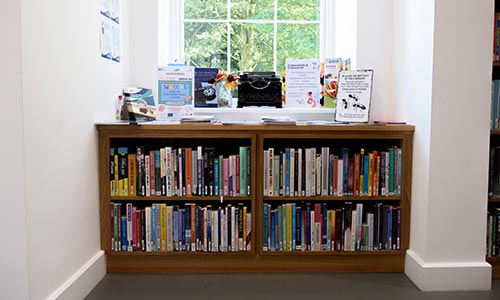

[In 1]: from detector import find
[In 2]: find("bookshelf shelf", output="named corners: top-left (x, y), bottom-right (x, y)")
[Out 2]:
top-left (97, 123), bottom-right (414, 273)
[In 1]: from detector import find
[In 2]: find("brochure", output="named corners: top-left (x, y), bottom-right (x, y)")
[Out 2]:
top-left (334, 69), bottom-right (374, 123)
top-left (157, 66), bottom-right (195, 121)
top-left (285, 59), bottom-right (321, 108)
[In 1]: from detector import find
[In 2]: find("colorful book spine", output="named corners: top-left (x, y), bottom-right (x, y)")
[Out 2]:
top-left (118, 147), bottom-right (128, 196)
top-left (110, 148), bottom-right (116, 196)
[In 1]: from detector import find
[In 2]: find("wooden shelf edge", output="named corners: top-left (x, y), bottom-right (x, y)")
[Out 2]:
top-left (106, 253), bottom-right (405, 273)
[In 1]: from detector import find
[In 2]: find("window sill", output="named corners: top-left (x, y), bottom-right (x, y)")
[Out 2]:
top-left (193, 106), bottom-right (335, 122)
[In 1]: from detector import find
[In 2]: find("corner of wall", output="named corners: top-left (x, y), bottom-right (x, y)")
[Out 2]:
top-left (405, 250), bottom-right (491, 291)
top-left (46, 251), bottom-right (106, 300)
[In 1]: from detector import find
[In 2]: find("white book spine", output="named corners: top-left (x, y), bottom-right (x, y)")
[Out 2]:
top-left (321, 147), bottom-right (329, 196)
top-left (263, 150), bottom-right (269, 196)
top-left (337, 159), bottom-right (343, 196)
top-left (315, 154), bottom-right (321, 196)
top-left (145, 207), bottom-right (152, 252)
top-left (192, 150), bottom-right (197, 196)
top-left (298, 148), bottom-right (303, 197)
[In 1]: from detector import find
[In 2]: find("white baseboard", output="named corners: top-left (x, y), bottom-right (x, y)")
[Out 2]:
top-left (405, 249), bottom-right (491, 291)
top-left (46, 250), bottom-right (106, 300)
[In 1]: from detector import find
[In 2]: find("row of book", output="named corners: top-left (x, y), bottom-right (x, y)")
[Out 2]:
top-left (493, 12), bottom-right (500, 63)
top-left (262, 202), bottom-right (401, 252)
top-left (263, 146), bottom-right (402, 197)
top-left (111, 202), bottom-right (251, 252)
top-left (489, 146), bottom-right (500, 197)
top-left (491, 80), bottom-right (500, 131)
top-left (110, 145), bottom-right (251, 197)
top-left (487, 206), bottom-right (500, 257)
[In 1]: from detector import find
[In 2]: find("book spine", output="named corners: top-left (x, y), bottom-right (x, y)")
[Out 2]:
top-left (223, 157), bottom-right (230, 196)
top-left (207, 148), bottom-right (215, 196)
top-left (110, 148), bottom-right (116, 196)
top-left (160, 148), bottom-right (166, 196)
top-left (110, 202), bottom-right (115, 251)
top-left (149, 151), bottom-right (155, 196)
top-left (185, 148), bottom-right (192, 196)
top-left (214, 157), bottom-right (219, 196)
top-left (128, 154), bottom-right (136, 197)
top-left (235, 154), bottom-right (240, 196)
top-left (246, 146), bottom-right (251, 196)
top-left (239, 146), bottom-right (247, 197)
top-left (118, 147), bottom-right (128, 196)
top-left (263, 204), bottom-right (269, 251)
top-left (126, 203), bottom-right (133, 251)
top-left (155, 150), bottom-right (161, 196)
top-left (197, 146), bottom-right (203, 196)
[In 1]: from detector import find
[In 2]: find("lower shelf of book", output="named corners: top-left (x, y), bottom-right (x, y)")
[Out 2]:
top-left (106, 252), bottom-right (405, 273)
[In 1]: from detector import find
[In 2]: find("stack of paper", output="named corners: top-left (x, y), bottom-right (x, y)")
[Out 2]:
top-left (260, 116), bottom-right (296, 125)
top-left (180, 116), bottom-right (214, 123)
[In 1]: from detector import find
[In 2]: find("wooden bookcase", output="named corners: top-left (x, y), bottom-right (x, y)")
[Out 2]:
top-left (488, 0), bottom-right (500, 279)
top-left (97, 123), bottom-right (414, 273)
top-left (488, 131), bottom-right (500, 278)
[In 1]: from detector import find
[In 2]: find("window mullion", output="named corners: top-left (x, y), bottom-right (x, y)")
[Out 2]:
top-left (227, 0), bottom-right (231, 72)
top-left (273, 0), bottom-right (278, 72)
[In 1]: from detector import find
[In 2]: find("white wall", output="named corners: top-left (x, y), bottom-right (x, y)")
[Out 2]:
top-left (356, 0), bottom-right (396, 122)
top-left (394, 0), bottom-right (493, 291)
top-left (0, 0), bottom-right (31, 299)
top-left (17, 0), bottom-right (130, 298)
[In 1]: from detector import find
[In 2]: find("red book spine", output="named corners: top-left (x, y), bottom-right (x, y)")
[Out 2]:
top-left (353, 154), bottom-right (360, 197)
top-left (236, 155), bottom-right (240, 195)
top-left (223, 158), bottom-right (230, 196)
top-left (149, 151), bottom-right (155, 196)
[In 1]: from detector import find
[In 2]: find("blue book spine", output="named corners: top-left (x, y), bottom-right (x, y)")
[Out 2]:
top-left (291, 203), bottom-right (296, 251)
top-left (296, 206), bottom-right (302, 250)
top-left (195, 205), bottom-right (201, 251)
top-left (277, 205), bottom-right (283, 251)
top-left (179, 209), bottom-right (184, 251)
top-left (363, 155), bottom-right (369, 196)
top-left (155, 149), bottom-right (161, 195)
top-left (305, 203), bottom-right (311, 251)
top-left (342, 148), bottom-right (349, 194)
top-left (263, 204), bottom-right (269, 251)
top-left (388, 148), bottom-right (395, 196)
top-left (321, 203), bottom-right (327, 250)
top-left (185, 206), bottom-right (191, 251)
top-left (270, 210), bottom-right (275, 251)
top-left (214, 157), bottom-right (219, 196)
top-left (173, 208), bottom-right (178, 251)
top-left (121, 216), bottom-right (127, 251)
top-left (151, 204), bottom-right (157, 251)
top-left (388, 207), bottom-right (393, 250)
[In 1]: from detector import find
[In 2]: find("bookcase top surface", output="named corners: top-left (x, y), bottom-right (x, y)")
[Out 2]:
top-left (96, 122), bottom-right (415, 134)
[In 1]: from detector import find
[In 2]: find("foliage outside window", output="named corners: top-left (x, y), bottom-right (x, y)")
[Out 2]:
top-left (183, 0), bottom-right (321, 73)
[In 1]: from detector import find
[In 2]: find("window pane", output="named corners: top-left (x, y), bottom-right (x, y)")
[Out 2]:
top-left (277, 24), bottom-right (320, 71)
top-left (230, 23), bottom-right (274, 72)
top-left (184, 22), bottom-right (227, 69)
top-left (231, 0), bottom-right (274, 20)
top-left (184, 0), bottom-right (228, 19)
top-left (277, 0), bottom-right (320, 21)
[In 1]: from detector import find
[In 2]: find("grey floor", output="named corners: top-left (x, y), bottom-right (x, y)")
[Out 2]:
top-left (85, 273), bottom-right (500, 300)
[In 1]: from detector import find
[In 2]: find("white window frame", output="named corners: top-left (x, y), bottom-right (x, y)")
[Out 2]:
top-left (158, 0), bottom-right (340, 69)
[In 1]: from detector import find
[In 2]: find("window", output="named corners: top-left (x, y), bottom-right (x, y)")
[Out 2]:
top-left (183, 0), bottom-right (320, 73)
top-left (159, 0), bottom-right (355, 72)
